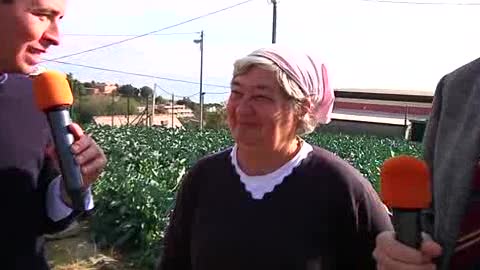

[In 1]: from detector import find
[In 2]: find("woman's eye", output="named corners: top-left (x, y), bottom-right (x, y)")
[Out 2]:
top-left (254, 95), bottom-right (271, 101)
top-left (230, 91), bottom-right (242, 98)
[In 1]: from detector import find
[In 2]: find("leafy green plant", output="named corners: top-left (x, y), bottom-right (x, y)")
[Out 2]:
top-left (303, 132), bottom-right (423, 190)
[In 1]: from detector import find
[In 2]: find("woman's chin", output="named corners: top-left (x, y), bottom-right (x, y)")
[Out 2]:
top-left (234, 135), bottom-right (262, 149)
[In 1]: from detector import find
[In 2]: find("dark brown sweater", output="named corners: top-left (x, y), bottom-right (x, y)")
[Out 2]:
top-left (158, 146), bottom-right (392, 270)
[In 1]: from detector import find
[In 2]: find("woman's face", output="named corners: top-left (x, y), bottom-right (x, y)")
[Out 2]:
top-left (227, 66), bottom-right (298, 151)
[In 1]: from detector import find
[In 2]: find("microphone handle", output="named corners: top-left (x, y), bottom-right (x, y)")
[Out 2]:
top-left (47, 109), bottom-right (86, 211)
top-left (392, 208), bottom-right (422, 249)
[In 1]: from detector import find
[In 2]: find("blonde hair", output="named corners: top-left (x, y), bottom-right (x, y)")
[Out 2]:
top-left (232, 55), bottom-right (318, 135)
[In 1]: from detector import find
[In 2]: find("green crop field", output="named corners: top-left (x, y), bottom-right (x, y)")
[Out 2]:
top-left (86, 125), bottom-right (423, 268)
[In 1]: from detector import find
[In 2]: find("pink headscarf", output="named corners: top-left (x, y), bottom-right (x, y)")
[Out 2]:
top-left (248, 46), bottom-right (335, 124)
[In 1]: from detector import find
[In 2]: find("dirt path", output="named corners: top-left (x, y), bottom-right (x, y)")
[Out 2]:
top-left (45, 219), bottom-right (135, 270)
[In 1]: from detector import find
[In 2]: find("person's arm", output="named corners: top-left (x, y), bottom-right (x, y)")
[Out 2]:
top-left (37, 154), bottom-right (78, 234)
top-left (46, 176), bottom-right (94, 222)
top-left (349, 176), bottom-right (394, 269)
top-left (421, 75), bottom-right (446, 235)
top-left (373, 231), bottom-right (442, 269)
top-left (41, 123), bottom-right (105, 233)
top-left (156, 166), bottom-right (200, 270)
top-left (423, 76), bottom-right (445, 181)
top-left (371, 76), bottom-right (447, 269)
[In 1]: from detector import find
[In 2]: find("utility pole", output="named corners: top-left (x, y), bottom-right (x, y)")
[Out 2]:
top-left (111, 90), bottom-right (114, 126)
top-left (152, 83), bottom-right (156, 126)
top-left (194, 30), bottom-right (204, 130)
top-left (271, 0), bottom-right (278, 44)
top-left (127, 94), bottom-right (130, 126)
top-left (171, 93), bottom-right (175, 129)
top-left (146, 94), bottom-right (150, 127)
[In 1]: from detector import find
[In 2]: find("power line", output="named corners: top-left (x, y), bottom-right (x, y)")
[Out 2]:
top-left (150, 82), bottom-right (228, 100)
top-left (154, 83), bottom-right (174, 96)
top-left (358, 0), bottom-right (480, 5)
top-left (154, 83), bottom-right (198, 100)
top-left (63, 32), bottom-right (200, 37)
top-left (184, 92), bottom-right (200, 98)
top-left (47, 60), bottom-right (230, 88)
top-left (204, 91), bottom-right (230, 95)
top-left (43, 0), bottom-right (255, 62)
top-left (160, 89), bottom-right (228, 100)
top-left (174, 92), bottom-right (200, 99)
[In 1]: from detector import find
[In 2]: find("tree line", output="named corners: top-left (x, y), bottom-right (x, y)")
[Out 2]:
top-left (66, 73), bottom-right (227, 129)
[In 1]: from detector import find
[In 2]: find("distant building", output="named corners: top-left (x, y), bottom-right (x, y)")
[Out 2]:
top-left (333, 88), bottom-right (433, 119)
top-left (93, 114), bottom-right (183, 128)
top-left (317, 88), bottom-right (434, 139)
top-left (156, 104), bottom-right (195, 118)
top-left (85, 82), bottom-right (118, 95)
top-left (85, 87), bottom-right (100, 95)
top-left (207, 107), bottom-right (217, 113)
top-left (96, 83), bottom-right (118, 95)
top-left (206, 103), bottom-right (224, 113)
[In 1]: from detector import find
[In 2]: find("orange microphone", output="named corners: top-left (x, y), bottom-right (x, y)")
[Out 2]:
top-left (380, 155), bottom-right (431, 248)
top-left (32, 70), bottom-right (86, 211)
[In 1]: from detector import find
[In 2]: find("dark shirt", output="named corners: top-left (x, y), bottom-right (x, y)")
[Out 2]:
top-left (158, 146), bottom-right (393, 270)
top-left (0, 74), bottom-right (74, 270)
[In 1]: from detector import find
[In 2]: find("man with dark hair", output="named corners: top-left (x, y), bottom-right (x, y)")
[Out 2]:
top-left (0, 0), bottom-right (63, 74)
top-left (0, 0), bottom-right (107, 269)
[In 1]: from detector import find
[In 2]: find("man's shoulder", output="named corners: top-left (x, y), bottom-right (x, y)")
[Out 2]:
top-left (4, 73), bottom-right (31, 85)
top-left (1, 73), bottom-right (33, 97)
top-left (444, 57), bottom-right (480, 85)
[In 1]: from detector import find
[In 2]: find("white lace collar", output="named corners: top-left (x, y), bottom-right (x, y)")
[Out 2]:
top-left (0, 73), bottom-right (7, 84)
top-left (230, 141), bottom-right (313, 200)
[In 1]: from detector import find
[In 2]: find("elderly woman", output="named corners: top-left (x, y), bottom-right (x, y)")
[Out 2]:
top-left (157, 46), bottom-right (392, 270)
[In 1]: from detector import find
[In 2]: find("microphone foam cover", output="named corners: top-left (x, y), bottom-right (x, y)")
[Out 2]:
top-left (32, 70), bottom-right (73, 111)
top-left (380, 155), bottom-right (431, 209)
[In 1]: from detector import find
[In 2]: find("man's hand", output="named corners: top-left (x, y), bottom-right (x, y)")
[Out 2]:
top-left (373, 231), bottom-right (442, 270)
top-left (46, 123), bottom-right (107, 206)
top-left (68, 123), bottom-right (106, 186)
